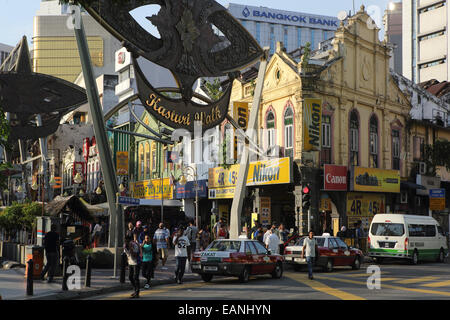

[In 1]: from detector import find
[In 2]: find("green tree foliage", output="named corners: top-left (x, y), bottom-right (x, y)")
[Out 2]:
top-left (424, 139), bottom-right (450, 175)
top-left (204, 78), bottom-right (224, 102)
top-left (0, 202), bottom-right (44, 234)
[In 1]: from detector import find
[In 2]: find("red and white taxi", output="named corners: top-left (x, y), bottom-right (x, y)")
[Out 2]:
top-left (284, 234), bottom-right (363, 272)
top-left (191, 239), bottom-right (284, 283)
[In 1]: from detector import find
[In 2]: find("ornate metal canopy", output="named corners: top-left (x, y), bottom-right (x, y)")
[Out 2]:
top-left (80, 0), bottom-right (263, 131)
top-left (0, 36), bottom-right (87, 141)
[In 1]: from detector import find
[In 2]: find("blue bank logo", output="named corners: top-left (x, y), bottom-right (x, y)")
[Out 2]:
top-left (242, 7), bottom-right (250, 18)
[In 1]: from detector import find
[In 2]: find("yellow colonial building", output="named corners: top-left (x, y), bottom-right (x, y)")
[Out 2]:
top-left (228, 6), bottom-right (412, 235)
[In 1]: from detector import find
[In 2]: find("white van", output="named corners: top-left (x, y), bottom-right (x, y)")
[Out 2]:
top-left (368, 214), bottom-right (448, 264)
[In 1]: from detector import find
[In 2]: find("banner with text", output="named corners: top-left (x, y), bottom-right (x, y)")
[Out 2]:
top-left (350, 167), bottom-right (400, 193)
top-left (303, 98), bottom-right (322, 151)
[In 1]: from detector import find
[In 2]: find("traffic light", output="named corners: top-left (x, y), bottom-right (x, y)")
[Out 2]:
top-left (302, 184), bottom-right (311, 213)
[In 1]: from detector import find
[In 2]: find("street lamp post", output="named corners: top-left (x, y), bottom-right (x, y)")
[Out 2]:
top-left (179, 166), bottom-right (199, 228)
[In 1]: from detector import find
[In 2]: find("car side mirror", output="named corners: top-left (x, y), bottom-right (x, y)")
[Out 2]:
top-left (267, 250), bottom-right (272, 255)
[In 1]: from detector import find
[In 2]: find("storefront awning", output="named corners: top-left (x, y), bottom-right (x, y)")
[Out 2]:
top-left (139, 199), bottom-right (183, 207)
top-left (401, 181), bottom-right (426, 190)
top-left (79, 198), bottom-right (109, 216)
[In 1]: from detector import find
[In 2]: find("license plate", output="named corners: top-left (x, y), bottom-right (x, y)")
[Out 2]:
top-left (192, 264), bottom-right (201, 269)
top-left (294, 258), bottom-right (305, 263)
top-left (204, 266), bottom-right (218, 272)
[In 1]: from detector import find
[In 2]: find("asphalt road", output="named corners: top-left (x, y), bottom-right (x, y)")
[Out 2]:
top-left (90, 260), bottom-right (450, 300)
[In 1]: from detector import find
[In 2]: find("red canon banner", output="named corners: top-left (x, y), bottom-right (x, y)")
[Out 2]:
top-left (324, 164), bottom-right (348, 191)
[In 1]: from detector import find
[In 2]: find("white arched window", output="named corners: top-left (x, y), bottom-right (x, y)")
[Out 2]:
top-left (266, 111), bottom-right (275, 154)
top-left (284, 107), bottom-right (294, 157)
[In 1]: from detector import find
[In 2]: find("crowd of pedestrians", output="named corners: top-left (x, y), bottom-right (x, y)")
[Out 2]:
top-left (123, 219), bottom-right (213, 298)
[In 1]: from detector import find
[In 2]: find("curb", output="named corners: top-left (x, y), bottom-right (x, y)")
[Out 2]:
top-left (22, 275), bottom-right (200, 300)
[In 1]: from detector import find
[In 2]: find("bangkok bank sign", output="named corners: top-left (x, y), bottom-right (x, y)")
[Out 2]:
top-left (324, 165), bottom-right (348, 191)
top-left (239, 6), bottom-right (338, 28)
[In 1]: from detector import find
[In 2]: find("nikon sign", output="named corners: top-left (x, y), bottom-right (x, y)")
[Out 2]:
top-left (303, 98), bottom-right (322, 151)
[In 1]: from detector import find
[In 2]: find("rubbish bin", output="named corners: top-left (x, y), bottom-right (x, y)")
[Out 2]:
top-left (25, 246), bottom-right (44, 280)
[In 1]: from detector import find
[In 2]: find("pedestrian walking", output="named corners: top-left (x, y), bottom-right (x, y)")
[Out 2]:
top-left (278, 223), bottom-right (288, 254)
top-left (301, 231), bottom-right (319, 280)
top-left (124, 234), bottom-right (141, 298)
top-left (199, 225), bottom-right (211, 250)
top-left (255, 227), bottom-right (264, 243)
top-left (141, 234), bottom-right (153, 289)
top-left (265, 228), bottom-right (280, 254)
top-left (184, 220), bottom-right (198, 263)
top-left (40, 224), bottom-right (60, 283)
top-left (126, 222), bottom-right (134, 239)
top-left (153, 222), bottom-right (170, 270)
top-left (173, 227), bottom-right (190, 284)
top-left (138, 225), bottom-right (150, 244)
top-left (91, 220), bottom-right (102, 248)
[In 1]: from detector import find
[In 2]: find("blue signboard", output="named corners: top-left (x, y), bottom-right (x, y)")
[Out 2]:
top-left (175, 180), bottom-right (208, 199)
top-left (118, 196), bottom-right (140, 206)
top-left (429, 189), bottom-right (445, 198)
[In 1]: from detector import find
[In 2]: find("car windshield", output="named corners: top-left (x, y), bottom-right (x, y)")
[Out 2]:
top-left (296, 237), bottom-right (325, 247)
top-left (206, 241), bottom-right (241, 252)
top-left (371, 223), bottom-right (405, 237)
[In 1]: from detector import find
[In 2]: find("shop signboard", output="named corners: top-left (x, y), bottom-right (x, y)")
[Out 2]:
top-left (260, 197), bottom-right (271, 226)
top-left (233, 101), bottom-right (249, 159)
top-left (208, 157), bottom-right (291, 189)
top-left (175, 179), bottom-right (208, 199)
top-left (116, 151), bottom-right (129, 176)
top-left (429, 189), bottom-right (446, 211)
top-left (323, 164), bottom-right (347, 191)
top-left (303, 98), bottom-right (322, 151)
top-left (350, 167), bottom-right (400, 193)
top-left (416, 175), bottom-right (441, 196)
top-left (131, 178), bottom-right (174, 200)
top-left (346, 192), bottom-right (385, 230)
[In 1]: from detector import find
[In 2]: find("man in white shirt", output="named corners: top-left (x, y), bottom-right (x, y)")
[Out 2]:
top-left (173, 227), bottom-right (190, 284)
top-left (301, 231), bottom-right (319, 280)
top-left (265, 229), bottom-right (280, 254)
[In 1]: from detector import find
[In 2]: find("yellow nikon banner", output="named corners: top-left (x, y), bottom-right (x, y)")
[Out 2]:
top-left (351, 167), bottom-right (400, 193)
top-left (303, 98), bottom-right (322, 151)
top-left (116, 151), bottom-right (129, 176)
top-left (208, 157), bottom-right (292, 189)
top-left (131, 178), bottom-right (173, 200)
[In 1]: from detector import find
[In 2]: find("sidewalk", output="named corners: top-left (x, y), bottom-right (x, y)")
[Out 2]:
top-left (0, 249), bottom-right (200, 300)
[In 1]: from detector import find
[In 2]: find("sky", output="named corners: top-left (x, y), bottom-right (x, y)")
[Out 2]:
top-left (0, 0), bottom-right (393, 48)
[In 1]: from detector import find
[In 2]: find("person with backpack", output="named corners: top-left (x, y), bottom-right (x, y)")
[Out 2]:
top-left (184, 220), bottom-right (198, 263)
top-left (124, 234), bottom-right (141, 298)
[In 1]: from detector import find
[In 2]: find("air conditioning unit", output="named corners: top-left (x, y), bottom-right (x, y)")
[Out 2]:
top-left (400, 191), bottom-right (408, 204)
top-left (419, 162), bottom-right (426, 175)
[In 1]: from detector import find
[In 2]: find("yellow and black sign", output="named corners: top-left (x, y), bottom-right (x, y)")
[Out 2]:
top-left (303, 98), bottom-right (322, 151)
top-left (233, 101), bottom-right (249, 160)
top-left (350, 167), bottom-right (400, 193)
top-left (131, 178), bottom-right (173, 200)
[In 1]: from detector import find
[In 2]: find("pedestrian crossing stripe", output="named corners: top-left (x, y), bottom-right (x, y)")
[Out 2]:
top-left (341, 272), bottom-right (390, 277)
top-left (421, 280), bottom-right (450, 288)
top-left (314, 275), bottom-right (450, 297)
top-left (287, 274), bottom-right (366, 300)
top-left (394, 276), bottom-right (440, 284)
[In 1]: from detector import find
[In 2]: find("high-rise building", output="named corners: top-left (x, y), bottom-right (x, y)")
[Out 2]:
top-left (33, 0), bottom-right (122, 82)
top-left (227, 3), bottom-right (339, 54)
top-left (403, 0), bottom-right (449, 83)
top-left (0, 43), bottom-right (13, 65)
top-left (384, 2), bottom-right (403, 75)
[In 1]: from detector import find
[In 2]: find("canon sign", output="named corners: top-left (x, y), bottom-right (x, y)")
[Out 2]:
top-left (324, 165), bottom-right (348, 191)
